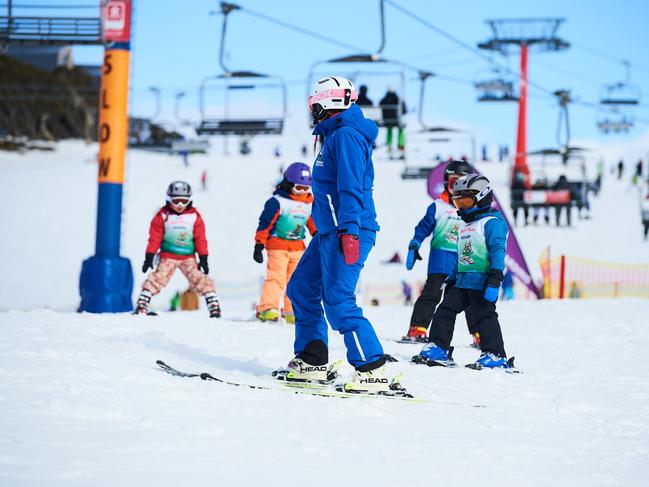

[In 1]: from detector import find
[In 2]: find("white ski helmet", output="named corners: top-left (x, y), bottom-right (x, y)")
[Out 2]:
top-left (452, 175), bottom-right (493, 208)
top-left (308, 76), bottom-right (358, 122)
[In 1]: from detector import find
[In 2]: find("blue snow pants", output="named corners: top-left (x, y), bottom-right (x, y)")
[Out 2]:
top-left (286, 230), bottom-right (384, 369)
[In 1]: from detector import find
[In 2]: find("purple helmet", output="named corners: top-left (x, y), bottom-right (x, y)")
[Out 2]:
top-left (284, 162), bottom-right (312, 186)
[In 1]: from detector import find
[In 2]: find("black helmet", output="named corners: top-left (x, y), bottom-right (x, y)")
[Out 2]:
top-left (444, 160), bottom-right (474, 182)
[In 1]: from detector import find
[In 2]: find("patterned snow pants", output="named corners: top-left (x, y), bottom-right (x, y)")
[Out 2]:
top-left (142, 257), bottom-right (216, 296)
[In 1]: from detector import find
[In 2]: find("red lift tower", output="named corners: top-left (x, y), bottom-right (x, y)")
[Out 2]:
top-left (478, 19), bottom-right (569, 183)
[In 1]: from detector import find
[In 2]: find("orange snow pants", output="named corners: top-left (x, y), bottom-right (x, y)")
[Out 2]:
top-left (142, 257), bottom-right (216, 296)
top-left (258, 249), bottom-right (303, 313)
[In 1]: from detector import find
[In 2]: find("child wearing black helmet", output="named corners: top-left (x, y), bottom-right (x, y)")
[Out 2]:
top-left (402, 160), bottom-right (478, 345)
top-left (412, 174), bottom-right (514, 370)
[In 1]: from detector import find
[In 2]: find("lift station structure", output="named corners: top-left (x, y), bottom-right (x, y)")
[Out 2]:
top-left (478, 18), bottom-right (569, 183)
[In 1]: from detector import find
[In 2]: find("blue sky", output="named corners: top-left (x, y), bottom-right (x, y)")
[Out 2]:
top-left (9, 0), bottom-right (649, 151)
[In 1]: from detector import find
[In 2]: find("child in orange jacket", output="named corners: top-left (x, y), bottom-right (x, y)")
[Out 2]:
top-left (254, 163), bottom-right (317, 323)
top-left (134, 181), bottom-right (221, 317)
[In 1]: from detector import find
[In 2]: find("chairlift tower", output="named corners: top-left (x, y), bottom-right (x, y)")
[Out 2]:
top-left (478, 18), bottom-right (569, 182)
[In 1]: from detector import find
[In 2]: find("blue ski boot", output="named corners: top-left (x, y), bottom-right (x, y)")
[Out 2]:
top-left (411, 343), bottom-right (456, 367)
top-left (466, 353), bottom-right (518, 372)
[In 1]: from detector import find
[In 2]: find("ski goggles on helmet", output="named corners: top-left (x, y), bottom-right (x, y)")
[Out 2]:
top-left (451, 190), bottom-right (478, 209)
top-left (308, 88), bottom-right (357, 111)
top-left (170, 197), bottom-right (190, 206)
top-left (292, 184), bottom-right (311, 195)
top-left (452, 188), bottom-right (480, 199)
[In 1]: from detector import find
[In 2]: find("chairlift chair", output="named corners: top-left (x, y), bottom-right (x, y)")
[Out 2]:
top-left (413, 71), bottom-right (477, 162)
top-left (473, 66), bottom-right (519, 102)
top-left (197, 72), bottom-right (287, 136)
top-left (196, 2), bottom-right (287, 137)
top-left (600, 81), bottom-right (641, 106)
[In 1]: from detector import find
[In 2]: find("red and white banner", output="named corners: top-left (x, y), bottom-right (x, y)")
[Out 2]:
top-left (101, 0), bottom-right (132, 43)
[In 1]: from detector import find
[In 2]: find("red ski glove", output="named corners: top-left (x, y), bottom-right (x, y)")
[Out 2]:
top-left (339, 234), bottom-right (360, 265)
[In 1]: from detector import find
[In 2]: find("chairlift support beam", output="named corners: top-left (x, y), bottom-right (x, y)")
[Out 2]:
top-left (478, 18), bottom-right (569, 182)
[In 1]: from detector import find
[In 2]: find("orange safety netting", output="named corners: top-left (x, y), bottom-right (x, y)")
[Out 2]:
top-left (539, 248), bottom-right (649, 299)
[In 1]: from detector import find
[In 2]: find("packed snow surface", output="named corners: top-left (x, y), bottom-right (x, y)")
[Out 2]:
top-left (1, 139), bottom-right (648, 485)
top-left (1, 300), bottom-right (648, 486)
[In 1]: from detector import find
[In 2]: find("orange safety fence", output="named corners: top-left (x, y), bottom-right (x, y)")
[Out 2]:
top-left (539, 247), bottom-right (649, 299)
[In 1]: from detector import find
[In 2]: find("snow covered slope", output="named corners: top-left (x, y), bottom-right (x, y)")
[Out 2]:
top-left (1, 300), bottom-right (648, 486)
top-left (1, 135), bottom-right (648, 485)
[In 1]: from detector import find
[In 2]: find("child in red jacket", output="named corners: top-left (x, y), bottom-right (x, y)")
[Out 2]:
top-left (134, 181), bottom-right (221, 317)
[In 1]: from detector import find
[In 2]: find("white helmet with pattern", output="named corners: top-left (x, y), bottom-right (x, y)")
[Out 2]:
top-left (308, 76), bottom-right (358, 123)
top-left (451, 175), bottom-right (493, 208)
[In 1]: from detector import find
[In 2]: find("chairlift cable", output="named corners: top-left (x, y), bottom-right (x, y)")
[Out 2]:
top-left (234, 4), bottom-right (367, 53)
top-left (385, 0), bottom-right (557, 100)
top-left (384, 0), bottom-right (649, 128)
top-left (572, 42), bottom-right (649, 75)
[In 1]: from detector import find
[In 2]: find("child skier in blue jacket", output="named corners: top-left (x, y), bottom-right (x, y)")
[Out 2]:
top-left (274, 76), bottom-right (408, 396)
top-left (413, 175), bottom-right (513, 369)
top-left (403, 160), bottom-right (478, 344)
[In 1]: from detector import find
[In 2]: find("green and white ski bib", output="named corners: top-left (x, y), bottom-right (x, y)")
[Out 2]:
top-left (271, 196), bottom-right (312, 241)
top-left (161, 213), bottom-right (197, 255)
top-left (430, 199), bottom-right (463, 252)
top-left (457, 216), bottom-right (495, 273)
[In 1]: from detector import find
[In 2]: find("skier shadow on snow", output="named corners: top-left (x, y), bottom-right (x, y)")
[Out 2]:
top-left (139, 331), bottom-right (274, 377)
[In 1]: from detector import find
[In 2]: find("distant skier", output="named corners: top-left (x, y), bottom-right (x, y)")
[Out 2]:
top-left (276, 76), bottom-right (408, 396)
top-left (402, 160), bottom-right (478, 344)
top-left (134, 181), bottom-right (221, 318)
top-left (254, 162), bottom-right (317, 323)
top-left (553, 174), bottom-right (572, 226)
top-left (379, 86), bottom-right (406, 159)
top-left (413, 175), bottom-right (514, 370)
top-left (356, 84), bottom-right (373, 107)
top-left (617, 159), bottom-right (624, 180)
top-left (641, 179), bottom-right (649, 240)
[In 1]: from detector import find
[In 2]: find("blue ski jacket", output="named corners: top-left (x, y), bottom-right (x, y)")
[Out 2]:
top-left (452, 208), bottom-right (508, 291)
top-left (311, 104), bottom-right (380, 236)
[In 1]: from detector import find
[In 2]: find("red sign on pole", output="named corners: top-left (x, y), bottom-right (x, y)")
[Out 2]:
top-left (101, 0), bottom-right (131, 43)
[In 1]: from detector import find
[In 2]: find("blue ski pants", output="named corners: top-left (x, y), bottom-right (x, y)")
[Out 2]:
top-left (286, 230), bottom-right (384, 369)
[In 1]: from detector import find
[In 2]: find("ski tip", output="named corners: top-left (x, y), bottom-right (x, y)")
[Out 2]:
top-left (384, 353), bottom-right (399, 363)
top-left (507, 356), bottom-right (516, 368)
top-left (155, 359), bottom-right (165, 366)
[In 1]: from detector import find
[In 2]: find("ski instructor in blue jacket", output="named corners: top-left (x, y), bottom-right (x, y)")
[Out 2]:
top-left (275, 76), bottom-right (406, 396)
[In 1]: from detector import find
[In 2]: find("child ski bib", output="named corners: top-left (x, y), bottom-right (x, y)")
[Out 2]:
top-left (161, 213), bottom-right (197, 255)
top-left (271, 196), bottom-right (312, 241)
top-left (430, 199), bottom-right (463, 252)
top-left (457, 216), bottom-right (494, 273)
